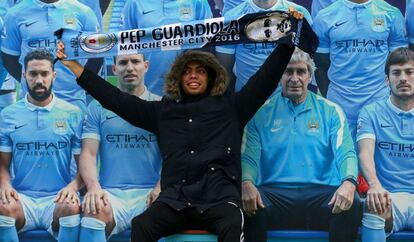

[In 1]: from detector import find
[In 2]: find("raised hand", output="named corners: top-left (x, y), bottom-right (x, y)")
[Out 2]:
top-left (288, 6), bottom-right (304, 20)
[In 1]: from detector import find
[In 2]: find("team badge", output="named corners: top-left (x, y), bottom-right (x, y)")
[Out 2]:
top-left (80, 33), bottom-right (118, 54)
top-left (64, 14), bottom-right (77, 26)
top-left (307, 120), bottom-right (319, 133)
top-left (53, 119), bottom-right (68, 135)
top-left (371, 15), bottom-right (386, 32)
top-left (179, 3), bottom-right (194, 21)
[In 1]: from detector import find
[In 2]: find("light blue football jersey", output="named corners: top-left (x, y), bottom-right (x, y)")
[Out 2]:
top-left (216, 0), bottom-right (312, 91)
top-left (121, 0), bottom-right (212, 96)
top-left (82, 88), bottom-right (162, 189)
top-left (0, 95), bottom-right (83, 198)
top-left (313, 0), bottom-right (407, 137)
top-left (357, 98), bottom-right (414, 194)
top-left (1, 0), bottom-right (99, 110)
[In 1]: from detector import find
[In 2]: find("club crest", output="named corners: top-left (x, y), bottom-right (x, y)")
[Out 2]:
top-left (179, 3), bottom-right (194, 21)
top-left (64, 14), bottom-right (77, 26)
top-left (307, 120), bottom-right (319, 133)
top-left (371, 15), bottom-right (386, 32)
top-left (53, 119), bottom-right (68, 135)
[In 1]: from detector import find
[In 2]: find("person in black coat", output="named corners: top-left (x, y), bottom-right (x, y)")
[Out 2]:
top-left (56, 8), bottom-right (307, 242)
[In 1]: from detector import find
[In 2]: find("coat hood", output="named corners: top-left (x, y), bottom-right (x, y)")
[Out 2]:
top-left (164, 50), bottom-right (229, 100)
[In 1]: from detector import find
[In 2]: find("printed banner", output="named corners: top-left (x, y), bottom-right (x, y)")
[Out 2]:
top-left (56, 10), bottom-right (318, 59)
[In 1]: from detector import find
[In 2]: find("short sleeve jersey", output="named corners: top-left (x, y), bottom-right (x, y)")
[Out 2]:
top-left (313, 0), bottom-right (407, 127)
top-left (0, 95), bottom-right (83, 197)
top-left (357, 99), bottom-right (414, 194)
top-left (82, 89), bottom-right (162, 189)
top-left (1, 0), bottom-right (99, 109)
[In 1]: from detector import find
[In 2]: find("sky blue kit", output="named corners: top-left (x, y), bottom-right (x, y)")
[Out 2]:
top-left (313, 0), bottom-right (407, 137)
top-left (1, 0), bottom-right (99, 110)
top-left (242, 92), bottom-right (358, 187)
top-left (0, 95), bottom-right (83, 198)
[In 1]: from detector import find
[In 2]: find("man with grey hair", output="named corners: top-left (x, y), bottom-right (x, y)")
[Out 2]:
top-left (241, 48), bottom-right (361, 242)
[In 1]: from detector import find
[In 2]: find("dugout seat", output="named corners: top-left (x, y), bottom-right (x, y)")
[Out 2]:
top-left (18, 229), bottom-right (414, 241)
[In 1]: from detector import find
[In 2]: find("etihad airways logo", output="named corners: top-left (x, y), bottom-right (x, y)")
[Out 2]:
top-left (16, 141), bottom-right (68, 150)
top-left (27, 38), bottom-right (58, 48)
top-left (105, 134), bottom-right (157, 149)
top-left (16, 141), bottom-right (69, 156)
top-left (335, 39), bottom-right (386, 53)
top-left (378, 141), bottom-right (414, 159)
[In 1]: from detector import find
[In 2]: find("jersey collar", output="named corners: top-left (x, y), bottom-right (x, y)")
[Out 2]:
top-left (387, 97), bottom-right (414, 116)
top-left (139, 86), bottom-right (150, 100)
top-left (24, 93), bottom-right (56, 112)
top-left (342, 0), bottom-right (373, 9)
top-left (281, 91), bottom-right (313, 113)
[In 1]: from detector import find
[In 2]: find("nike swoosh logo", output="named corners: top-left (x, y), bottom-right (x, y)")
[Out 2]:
top-left (380, 124), bottom-right (392, 128)
top-left (334, 21), bottom-right (347, 27)
top-left (24, 21), bottom-right (37, 27)
top-left (271, 127), bottom-right (282, 132)
top-left (142, 10), bottom-right (155, 15)
top-left (105, 116), bottom-right (117, 120)
top-left (15, 124), bottom-right (27, 130)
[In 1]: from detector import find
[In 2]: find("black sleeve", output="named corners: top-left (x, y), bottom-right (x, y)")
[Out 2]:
top-left (84, 57), bottom-right (104, 75)
top-left (77, 68), bottom-right (160, 133)
top-left (1, 52), bottom-right (21, 82)
top-left (234, 44), bottom-right (295, 125)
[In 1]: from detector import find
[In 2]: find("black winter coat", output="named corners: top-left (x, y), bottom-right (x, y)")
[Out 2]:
top-left (77, 45), bottom-right (294, 211)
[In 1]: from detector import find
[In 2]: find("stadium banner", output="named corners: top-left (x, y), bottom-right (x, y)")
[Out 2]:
top-left (56, 10), bottom-right (318, 59)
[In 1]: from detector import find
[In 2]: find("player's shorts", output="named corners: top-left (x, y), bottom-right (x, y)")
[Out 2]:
top-left (390, 192), bottom-right (414, 233)
top-left (18, 193), bottom-right (57, 238)
top-left (106, 188), bottom-right (152, 237)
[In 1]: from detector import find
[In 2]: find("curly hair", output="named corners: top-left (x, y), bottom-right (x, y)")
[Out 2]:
top-left (164, 50), bottom-right (228, 100)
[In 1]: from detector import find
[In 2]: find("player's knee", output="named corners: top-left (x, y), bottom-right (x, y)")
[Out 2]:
top-left (98, 203), bottom-right (113, 217)
top-left (56, 202), bottom-right (81, 216)
top-left (83, 204), bottom-right (113, 222)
